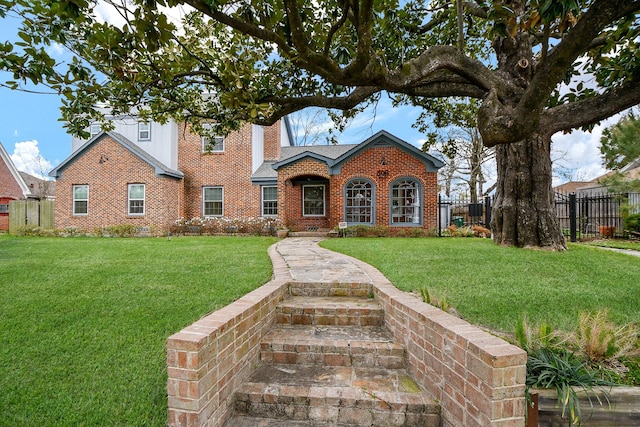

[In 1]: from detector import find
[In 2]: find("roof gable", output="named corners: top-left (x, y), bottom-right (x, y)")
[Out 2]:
top-left (332, 130), bottom-right (444, 173)
top-left (49, 132), bottom-right (183, 179)
top-left (0, 141), bottom-right (31, 197)
top-left (270, 131), bottom-right (444, 174)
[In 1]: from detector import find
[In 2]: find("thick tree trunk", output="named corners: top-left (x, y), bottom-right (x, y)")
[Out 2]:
top-left (491, 132), bottom-right (567, 250)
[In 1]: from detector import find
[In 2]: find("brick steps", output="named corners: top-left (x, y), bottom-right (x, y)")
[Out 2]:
top-left (261, 325), bottom-right (405, 368)
top-left (276, 296), bottom-right (384, 326)
top-left (233, 365), bottom-right (440, 426)
top-left (223, 283), bottom-right (441, 427)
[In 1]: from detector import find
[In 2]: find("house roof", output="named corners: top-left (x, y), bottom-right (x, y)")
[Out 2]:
top-left (269, 130), bottom-right (444, 174)
top-left (0, 140), bottom-right (32, 198)
top-left (19, 171), bottom-right (56, 198)
top-left (49, 132), bottom-right (184, 179)
top-left (553, 181), bottom-right (593, 193)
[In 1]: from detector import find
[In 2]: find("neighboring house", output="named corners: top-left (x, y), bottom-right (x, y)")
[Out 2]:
top-left (0, 141), bottom-right (55, 231)
top-left (49, 116), bottom-right (443, 232)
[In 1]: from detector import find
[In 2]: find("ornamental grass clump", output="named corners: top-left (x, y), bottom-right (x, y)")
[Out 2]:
top-left (570, 310), bottom-right (639, 374)
top-left (526, 348), bottom-right (613, 426)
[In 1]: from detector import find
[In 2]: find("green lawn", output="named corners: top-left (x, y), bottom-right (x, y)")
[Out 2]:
top-left (0, 235), bottom-right (277, 427)
top-left (320, 238), bottom-right (640, 332)
top-left (2, 235), bottom-right (639, 425)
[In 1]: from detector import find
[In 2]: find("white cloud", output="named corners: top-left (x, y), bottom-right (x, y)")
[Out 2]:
top-left (10, 140), bottom-right (53, 180)
top-left (551, 114), bottom-right (622, 185)
top-left (47, 42), bottom-right (66, 57)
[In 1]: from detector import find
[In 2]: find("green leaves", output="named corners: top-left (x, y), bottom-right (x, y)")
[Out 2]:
top-left (600, 112), bottom-right (640, 170)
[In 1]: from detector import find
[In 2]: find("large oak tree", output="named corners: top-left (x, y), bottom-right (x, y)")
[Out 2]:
top-left (2, 0), bottom-right (640, 249)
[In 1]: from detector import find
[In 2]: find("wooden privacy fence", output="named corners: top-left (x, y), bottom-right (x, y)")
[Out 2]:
top-left (8, 200), bottom-right (55, 234)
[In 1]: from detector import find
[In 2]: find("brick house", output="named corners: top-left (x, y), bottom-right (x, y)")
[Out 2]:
top-left (49, 116), bottom-right (443, 232)
top-left (0, 141), bottom-right (55, 231)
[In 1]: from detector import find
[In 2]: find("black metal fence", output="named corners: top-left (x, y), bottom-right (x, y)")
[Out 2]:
top-left (438, 195), bottom-right (491, 236)
top-left (438, 191), bottom-right (639, 240)
top-left (555, 191), bottom-right (640, 241)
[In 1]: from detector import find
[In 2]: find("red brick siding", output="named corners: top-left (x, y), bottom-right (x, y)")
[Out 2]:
top-left (277, 146), bottom-right (438, 230)
top-left (263, 123), bottom-right (282, 161)
top-left (330, 146), bottom-right (438, 229)
top-left (0, 158), bottom-right (25, 200)
top-left (54, 136), bottom-right (182, 230)
top-left (179, 123), bottom-right (262, 219)
top-left (277, 158), bottom-right (331, 230)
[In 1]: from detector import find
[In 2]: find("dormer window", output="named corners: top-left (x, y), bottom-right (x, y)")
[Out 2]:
top-left (202, 135), bottom-right (224, 152)
top-left (138, 122), bottom-right (151, 141)
top-left (201, 124), bottom-right (224, 152)
top-left (90, 123), bottom-right (101, 137)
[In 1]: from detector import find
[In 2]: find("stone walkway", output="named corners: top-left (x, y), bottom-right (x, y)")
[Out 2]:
top-left (274, 237), bottom-right (374, 284)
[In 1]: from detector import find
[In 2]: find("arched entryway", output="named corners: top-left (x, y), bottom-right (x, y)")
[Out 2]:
top-left (282, 174), bottom-right (331, 231)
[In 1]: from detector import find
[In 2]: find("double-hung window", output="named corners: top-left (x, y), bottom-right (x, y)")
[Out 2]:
top-left (138, 122), bottom-right (151, 141)
top-left (128, 184), bottom-right (145, 215)
top-left (391, 179), bottom-right (421, 224)
top-left (203, 187), bottom-right (223, 216)
top-left (303, 185), bottom-right (325, 216)
top-left (73, 185), bottom-right (88, 215)
top-left (262, 186), bottom-right (278, 216)
top-left (201, 124), bottom-right (224, 152)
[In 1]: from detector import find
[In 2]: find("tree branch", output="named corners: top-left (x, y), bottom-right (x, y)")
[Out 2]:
top-left (519, 0), bottom-right (640, 120)
top-left (253, 86), bottom-right (380, 125)
top-left (542, 82), bottom-right (640, 135)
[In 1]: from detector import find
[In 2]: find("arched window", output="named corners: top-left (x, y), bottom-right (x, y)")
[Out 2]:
top-left (345, 179), bottom-right (374, 224)
top-left (391, 179), bottom-right (421, 225)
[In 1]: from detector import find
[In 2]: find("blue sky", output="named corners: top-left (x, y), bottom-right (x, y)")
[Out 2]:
top-left (0, 8), bottom-right (614, 189)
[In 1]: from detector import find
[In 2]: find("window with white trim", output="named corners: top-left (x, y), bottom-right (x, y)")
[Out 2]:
top-left (345, 179), bottom-right (373, 224)
top-left (391, 179), bottom-right (421, 224)
top-left (138, 122), bottom-right (150, 140)
top-left (303, 185), bottom-right (325, 216)
top-left (203, 187), bottom-right (223, 216)
top-left (89, 123), bottom-right (101, 137)
top-left (0, 204), bottom-right (9, 213)
top-left (128, 184), bottom-right (145, 215)
top-left (262, 186), bottom-right (278, 216)
top-left (202, 135), bottom-right (224, 152)
top-left (73, 185), bottom-right (88, 215)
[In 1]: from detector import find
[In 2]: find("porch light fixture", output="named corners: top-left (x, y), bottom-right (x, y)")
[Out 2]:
top-left (380, 156), bottom-right (387, 165)
top-left (99, 154), bottom-right (109, 164)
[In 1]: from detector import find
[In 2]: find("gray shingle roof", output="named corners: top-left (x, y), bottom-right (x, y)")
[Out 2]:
top-left (279, 144), bottom-right (357, 161)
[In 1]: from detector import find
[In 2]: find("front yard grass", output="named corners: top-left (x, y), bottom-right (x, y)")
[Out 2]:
top-left (320, 238), bottom-right (640, 332)
top-left (2, 235), bottom-right (639, 425)
top-left (0, 235), bottom-right (276, 427)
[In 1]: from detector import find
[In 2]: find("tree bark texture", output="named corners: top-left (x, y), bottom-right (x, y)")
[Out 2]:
top-left (491, 132), bottom-right (567, 250)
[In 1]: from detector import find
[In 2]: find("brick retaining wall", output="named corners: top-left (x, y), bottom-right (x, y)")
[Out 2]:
top-left (350, 255), bottom-right (528, 427)
top-left (166, 245), bottom-right (291, 427)
top-left (167, 243), bottom-right (528, 427)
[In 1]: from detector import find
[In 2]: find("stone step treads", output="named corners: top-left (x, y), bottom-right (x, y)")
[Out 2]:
top-left (261, 325), bottom-right (405, 369)
top-left (288, 282), bottom-right (373, 298)
top-left (232, 364), bottom-right (440, 427)
top-left (276, 296), bottom-right (384, 327)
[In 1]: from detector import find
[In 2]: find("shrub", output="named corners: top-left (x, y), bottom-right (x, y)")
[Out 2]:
top-left (170, 217), bottom-right (281, 236)
top-left (408, 227), bottom-right (425, 238)
top-left (624, 213), bottom-right (640, 233)
top-left (472, 225), bottom-right (491, 238)
top-left (101, 224), bottom-right (138, 237)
